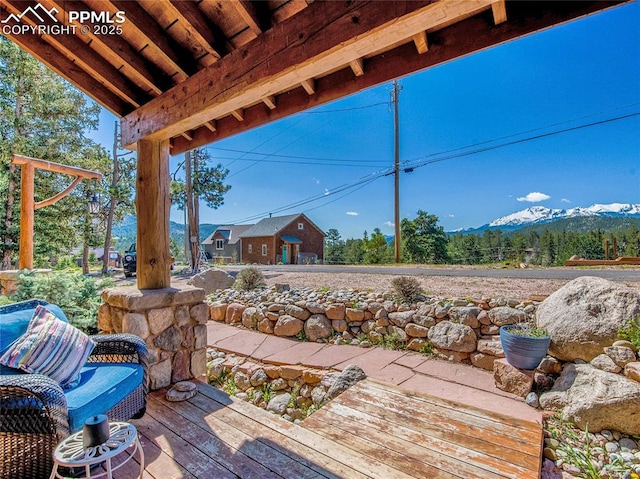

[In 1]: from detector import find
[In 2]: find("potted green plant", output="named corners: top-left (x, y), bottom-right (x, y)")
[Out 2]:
top-left (500, 320), bottom-right (550, 370)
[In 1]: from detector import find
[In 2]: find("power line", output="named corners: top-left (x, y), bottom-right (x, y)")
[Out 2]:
top-left (216, 110), bottom-right (639, 224)
top-left (404, 111), bottom-right (640, 171)
top-left (204, 147), bottom-right (389, 166)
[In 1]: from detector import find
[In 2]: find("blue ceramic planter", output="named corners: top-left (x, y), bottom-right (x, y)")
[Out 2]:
top-left (499, 325), bottom-right (551, 370)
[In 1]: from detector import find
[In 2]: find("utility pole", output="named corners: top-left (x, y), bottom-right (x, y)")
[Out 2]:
top-left (392, 80), bottom-right (402, 263)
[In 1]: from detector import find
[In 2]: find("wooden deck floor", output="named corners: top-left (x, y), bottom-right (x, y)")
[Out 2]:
top-left (122, 379), bottom-right (542, 479)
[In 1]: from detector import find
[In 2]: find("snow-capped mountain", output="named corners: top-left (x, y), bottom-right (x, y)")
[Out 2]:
top-left (489, 203), bottom-right (640, 227)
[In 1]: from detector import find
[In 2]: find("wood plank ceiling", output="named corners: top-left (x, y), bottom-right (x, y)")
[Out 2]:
top-left (0, 0), bottom-right (628, 155)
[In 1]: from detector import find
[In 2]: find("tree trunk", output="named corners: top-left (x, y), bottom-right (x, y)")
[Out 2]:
top-left (2, 75), bottom-right (24, 269)
top-left (185, 150), bottom-right (198, 272)
top-left (102, 121), bottom-right (119, 275)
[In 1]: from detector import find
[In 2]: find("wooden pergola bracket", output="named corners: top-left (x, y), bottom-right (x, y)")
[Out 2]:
top-left (11, 155), bottom-right (102, 270)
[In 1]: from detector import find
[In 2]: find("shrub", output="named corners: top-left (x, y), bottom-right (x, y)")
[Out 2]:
top-left (618, 314), bottom-right (640, 350)
top-left (12, 272), bottom-right (114, 334)
top-left (233, 267), bottom-right (266, 291)
top-left (391, 276), bottom-right (423, 303)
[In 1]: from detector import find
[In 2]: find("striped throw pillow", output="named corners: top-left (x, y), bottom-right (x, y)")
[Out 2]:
top-left (0, 305), bottom-right (95, 388)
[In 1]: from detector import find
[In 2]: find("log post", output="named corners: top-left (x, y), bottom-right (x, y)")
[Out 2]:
top-left (136, 139), bottom-right (171, 289)
top-left (18, 162), bottom-right (35, 269)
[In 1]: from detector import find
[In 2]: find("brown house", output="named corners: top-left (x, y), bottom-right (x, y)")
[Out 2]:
top-left (239, 214), bottom-right (325, 265)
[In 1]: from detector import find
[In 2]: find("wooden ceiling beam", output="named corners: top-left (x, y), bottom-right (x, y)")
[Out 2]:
top-left (168, 0), bottom-right (629, 154)
top-left (123, 0), bottom-right (501, 146)
top-left (42, 0), bottom-right (167, 96)
top-left (103, 0), bottom-right (195, 79)
top-left (0, 27), bottom-right (130, 115)
top-left (161, 0), bottom-right (224, 63)
top-left (231, 0), bottom-right (263, 37)
top-left (2, 0), bottom-right (148, 108)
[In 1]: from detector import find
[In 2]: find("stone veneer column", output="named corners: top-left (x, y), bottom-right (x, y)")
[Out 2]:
top-left (99, 286), bottom-right (208, 390)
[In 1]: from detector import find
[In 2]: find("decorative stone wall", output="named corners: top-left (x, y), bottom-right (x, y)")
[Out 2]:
top-left (100, 286), bottom-right (208, 390)
top-left (207, 287), bottom-right (540, 371)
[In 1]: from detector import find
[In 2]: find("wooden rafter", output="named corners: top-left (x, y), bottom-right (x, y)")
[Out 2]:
top-left (42, 0), bottom-right (168, 96)
top-left (300, 79), bottom-right (315, 95)
top-left (231, 0), bottom-right (263, 36)
top-left (159, 0), bottom-right (224, 64)
top-left (3, 0), bottom-right (147, 108)
top-left (263, 95), bottom-right (277, 110)
top-left (349, 58), bottom-right (365, 77)
top-left (101, 0), bottom-right (195, 79)
top-left (412, 31), bottom-right (429, 54)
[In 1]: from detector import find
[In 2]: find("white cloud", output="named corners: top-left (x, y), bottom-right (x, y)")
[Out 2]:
top-left (312, 177), bottom-right (320, 185)
top-left (324, 188), bottom-right (330, 196)
top-left (384, 221), bottom-right (395, 228)
top-left (517, 192), bottom-right (551, 203)
top-left (447, 214), bottom-right (455, 218)
top-left (346, 211), bottom-right (358, 216)
top-left (561, 198), bottom-right (571, 203)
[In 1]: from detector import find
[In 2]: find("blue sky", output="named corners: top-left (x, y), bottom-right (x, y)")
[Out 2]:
top-left (90, 2), bottom-right (639, 239)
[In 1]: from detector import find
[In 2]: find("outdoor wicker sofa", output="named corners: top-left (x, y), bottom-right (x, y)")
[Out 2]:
top-left (0, 299), bottom-right (149, 479)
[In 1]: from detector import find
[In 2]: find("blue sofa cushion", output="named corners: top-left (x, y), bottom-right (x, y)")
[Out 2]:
top-left (0, 300), bottom-right (68, 353)
top-left (66, 362), bottom-right (144, 432)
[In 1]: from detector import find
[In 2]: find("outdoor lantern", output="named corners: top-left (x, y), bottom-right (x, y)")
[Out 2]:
top-left (89, 193), bottom-right (100, 214)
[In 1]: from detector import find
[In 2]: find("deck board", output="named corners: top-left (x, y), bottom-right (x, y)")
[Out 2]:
top-left (130, 379), bottom-right (542, 479)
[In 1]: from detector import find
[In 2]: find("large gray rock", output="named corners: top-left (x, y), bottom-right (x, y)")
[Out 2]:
top-left (324, 365), bottom-right (366, 401)
top-left (427, 320), bottom-right (477, 353)
top-left (536, 276), bottom-right (640, 361)
top-left (539, 363), bottom-right (640, 434)
top-left (187, 268), bottom-right (234, 294)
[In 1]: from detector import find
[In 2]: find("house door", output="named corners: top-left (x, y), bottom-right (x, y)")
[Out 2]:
top-left (282, 244), bottom-right (287, 264)
top-left (294, 244), bottom-right (300, 264)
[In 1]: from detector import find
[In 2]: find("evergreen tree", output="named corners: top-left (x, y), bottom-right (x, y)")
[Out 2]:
top-left (363, 228), bottom-right (389, 264)
top-left (325, 228), bottom-right (345, 264)
top-left (400, 210), bottom-right (449, 264)
top-left (0, 38), bottom-right (103, 268)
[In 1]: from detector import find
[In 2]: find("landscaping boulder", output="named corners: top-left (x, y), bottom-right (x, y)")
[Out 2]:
top-left (187, 268), bottom-right (234, 294)
top-left (539, 363), bottom-right (640, 434)
top-left (427, 320), bottom-right (477, 353)
top-left (536, 276), bottom-right (640, 361)
top-left (304, 314), bottom-right (332, 341)
top-left (324, 365), bottom-right (366, 401)
top-left (273, 315), bottom-right (303, 337)
top-left (487, 306), bottom-right (527, 326)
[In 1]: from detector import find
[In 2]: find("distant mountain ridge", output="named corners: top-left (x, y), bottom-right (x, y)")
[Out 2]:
top-left (112, 215), bottom-right (220, 251)
top-left (457, 203), bottom-right (640, 234)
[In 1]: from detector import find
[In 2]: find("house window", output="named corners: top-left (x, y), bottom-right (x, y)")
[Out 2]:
top-left (262, 244), bottom-right (267, 256)
top-left (298, 223), bottom-right (304, 230)
top-left (248, 244), bottom-right (253, 254)
top-left (215, 239), bottom-right (224, 250)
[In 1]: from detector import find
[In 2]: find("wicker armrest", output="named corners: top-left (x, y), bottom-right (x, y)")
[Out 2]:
top-left (89, 333), bottom-right (148, 365)
top-left (0, 373), bottom-right (70, 441)
top-left (88, 333), bottom-right (149, 393)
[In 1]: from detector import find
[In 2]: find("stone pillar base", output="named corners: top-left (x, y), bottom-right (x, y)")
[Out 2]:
top-left (100, 286), bottom-right (208, 390)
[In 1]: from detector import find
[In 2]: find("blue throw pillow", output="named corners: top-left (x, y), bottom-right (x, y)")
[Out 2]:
top-left (0, 306), bottom-right (95, 388)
